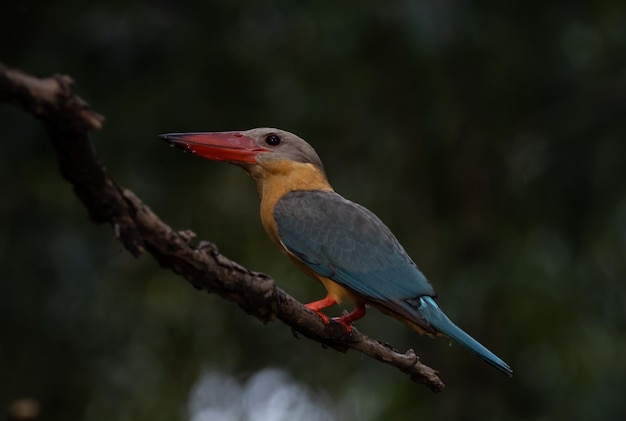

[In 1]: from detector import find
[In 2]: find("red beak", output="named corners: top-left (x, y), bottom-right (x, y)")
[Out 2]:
top-left (160, 131), bottom-right (268, 164)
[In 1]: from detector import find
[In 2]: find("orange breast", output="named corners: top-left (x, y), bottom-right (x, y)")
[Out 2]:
top-left (252, 159), bottom-right (359, 303)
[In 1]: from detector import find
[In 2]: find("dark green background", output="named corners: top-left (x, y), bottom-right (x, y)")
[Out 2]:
top-left (2, 1), bottom-right (626, 420)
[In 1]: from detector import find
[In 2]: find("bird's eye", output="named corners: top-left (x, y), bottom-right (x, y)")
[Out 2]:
top-left (265, 134), bottom-right (281, 146)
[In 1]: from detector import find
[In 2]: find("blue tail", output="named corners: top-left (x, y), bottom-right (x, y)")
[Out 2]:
top-left (418, 296), bottom-right (513, 377)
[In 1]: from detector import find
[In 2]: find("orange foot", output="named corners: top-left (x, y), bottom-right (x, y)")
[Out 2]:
top-left (305, 295), bottom-right (337, 324)
top-left (331, 304), bottom-right (366, 332)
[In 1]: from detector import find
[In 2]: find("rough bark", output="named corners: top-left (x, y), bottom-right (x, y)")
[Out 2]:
top-left (0, 62), bottom-right (445, 392)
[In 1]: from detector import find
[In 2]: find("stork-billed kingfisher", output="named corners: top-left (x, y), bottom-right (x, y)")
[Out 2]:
top-left (161, 128), bottom-right (512, 376)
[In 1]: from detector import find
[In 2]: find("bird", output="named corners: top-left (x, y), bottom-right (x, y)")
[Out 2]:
top-left (160, 127), bottom-right (513, 376)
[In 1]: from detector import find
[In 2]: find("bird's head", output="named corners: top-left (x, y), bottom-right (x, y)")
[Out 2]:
top-left (160, 128), bottom-right (325, 177)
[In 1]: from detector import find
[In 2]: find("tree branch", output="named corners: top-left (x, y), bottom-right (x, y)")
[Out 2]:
top-left (0, 62), bottom-right (445, 392)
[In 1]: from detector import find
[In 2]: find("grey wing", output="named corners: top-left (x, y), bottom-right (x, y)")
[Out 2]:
top-left (273, 190), bottom-right (436, 302)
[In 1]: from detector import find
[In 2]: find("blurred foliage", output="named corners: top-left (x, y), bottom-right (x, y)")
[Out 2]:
top-left (2, 1), bottom-right (626, 420)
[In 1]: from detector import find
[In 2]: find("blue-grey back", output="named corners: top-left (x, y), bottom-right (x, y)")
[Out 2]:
top-left (274, 190), bottom-right (436, 301)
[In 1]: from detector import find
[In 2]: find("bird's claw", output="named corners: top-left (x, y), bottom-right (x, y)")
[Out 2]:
top-left (331, 316), bottom-right (354, 333)
top-left (315, 311), bottom-right (330, 325)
